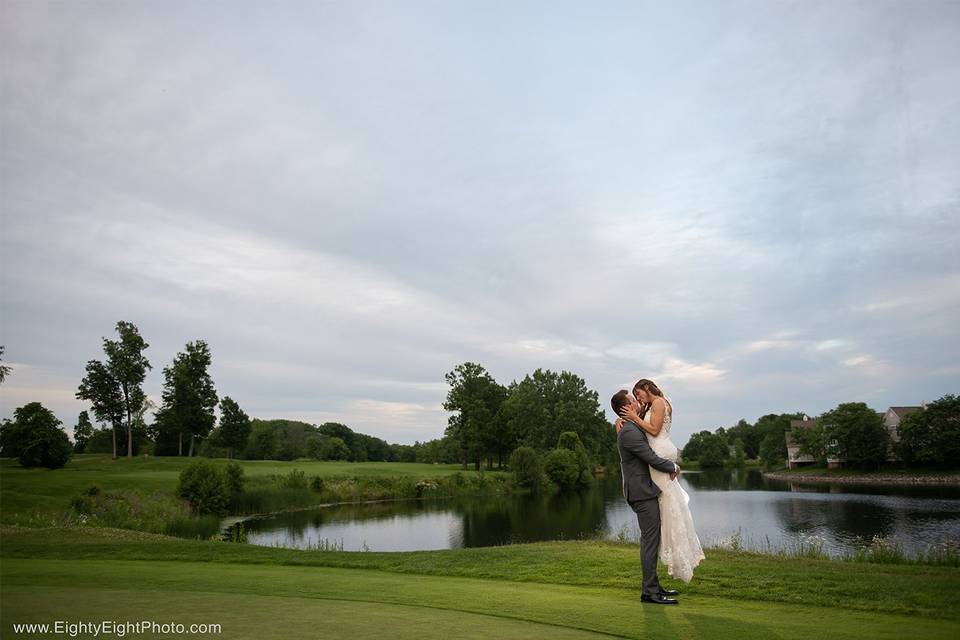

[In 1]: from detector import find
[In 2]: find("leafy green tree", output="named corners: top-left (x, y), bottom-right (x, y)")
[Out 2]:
top-left (820, 403), bottom-right (888, 468)
top-left (699, 432), bottom-right (728, 467)
top-left (500, 368), bottom-right (614, 466)
top-left (759, 431), bottom-right (786, 468)
top-left (681, 430), bottom-right (712, 461)
top-left (557, 431), bottom-right (593, 485)
top-left (102, 321), bottom-right (152, 458)
top-left (443, 362), bottom-right (507, 470)
top-left (243, 421), bottom-right (277, 459)
top-left (0, 345), bottom-right (11, 384)
top-left (895, 394), bottom-right (960, 466)
top-left (6, 402), bottom-right (73, 469)
top-left (217, 396), bottom-right (251, 459)
top-left (73, 411), bottom-right (94, 453)
top-left (84, 427), bottom-right (117, 454)
top-left (509, 446), bottom-right (542, 488)
top-left (733, 439), bottom-right (746, 466)
top-left (791, 421), bottom-right (827, 463)
top-left (77, 359), bottom-right (125, 458)
top-left (156, 340), bottom-right (218, 456)
top-left (322, 436), bottom-right (351, 460)
top-left (726, 419), bottom-right (761, 459)
top-left (176, 459), bottom-right (229, 515)
top-left (543, 449), bottom-right (580, 489)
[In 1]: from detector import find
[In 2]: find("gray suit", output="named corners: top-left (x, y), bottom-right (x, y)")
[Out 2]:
top-left (617, 419), bottom-right (678, 596)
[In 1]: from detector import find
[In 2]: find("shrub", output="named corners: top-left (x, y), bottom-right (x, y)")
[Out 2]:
top-left (225, 461), bottom-right (245, 498)
top-left (543, 449), bottom-right (580, 489)
top-left (310, 475), bottom-right (325, 492)
top-left (282, 468), bottom-right (308, 489)
top-left (176, 459), bottom-right (230, 516)
top-left (509, 446), bottom-right (542, 488)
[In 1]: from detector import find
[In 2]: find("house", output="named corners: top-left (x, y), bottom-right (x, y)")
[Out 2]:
top-left (784, 404), bottom-right (924, 468)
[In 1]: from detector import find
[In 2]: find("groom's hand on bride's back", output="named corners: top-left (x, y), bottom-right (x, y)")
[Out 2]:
top-left (670, 463), bottom-right (681, 481)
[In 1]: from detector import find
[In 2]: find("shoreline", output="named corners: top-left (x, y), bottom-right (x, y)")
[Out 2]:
top-left (762, 471), bottom-right (960, 486)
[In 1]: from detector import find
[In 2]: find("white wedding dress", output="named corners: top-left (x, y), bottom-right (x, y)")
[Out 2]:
top-left (645, 398), bottom-right (705, 582)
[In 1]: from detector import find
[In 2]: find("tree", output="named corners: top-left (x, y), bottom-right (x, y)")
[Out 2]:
top-left (698, 432), bottom-right (728, 467)
top-left (217, 396), bottom-right (251, 459)
top-left (820, 403), bottom-right (888, 468)
top-left (156, 340), bottom-right (218, 456)
top-left (733, 439), bottom-right (746, 466)
top-left (5, 402), bottom-right (72, 469)
top-left (322, 436), bottom-right (351, 460)
top-left (509, 446), bottom-right (542, 488)
top-left (443, 362), bottom-right (507, 470)
top-left (499, 368), bottom-right (614, 466)
top-left (102, 321), bottom-right (152, 458)
top-left (243, 421), bottom-right (277, 459)
top-left (726, 419), bottom-right (761, 459)
top-left (0, 345), bottom-right (11, 384)
top-left (681, 430), bottom-right (712, 461)
top-left (543, 449), bottom-right (580, 489)
top-left (77, 359), bottom-right (125, 458)
top-left (791, 421), bottom-right (827, 463)
top-left (73, 411), bottom-right (94, 453)
top-left (759, 431), bottom-right (786, 469)
top-left (557, 431), bottom-right (592, 485)
top-left (896, 394), bottom-right (960, 466)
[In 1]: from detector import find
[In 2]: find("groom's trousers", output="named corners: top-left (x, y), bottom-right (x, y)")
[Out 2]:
top-left (629, 497), bottom-right (662, 597)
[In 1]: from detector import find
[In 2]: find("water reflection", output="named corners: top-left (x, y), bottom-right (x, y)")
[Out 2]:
top-left (228, 470), bottom-right (960, 557)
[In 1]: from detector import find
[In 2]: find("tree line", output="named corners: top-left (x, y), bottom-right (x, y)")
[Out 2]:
top-left (0, 324), bottom-right (418, 466)
top-left (680, 395), bottom-right (959, 469)
top-left (437, 362), bottom-right (617, 471)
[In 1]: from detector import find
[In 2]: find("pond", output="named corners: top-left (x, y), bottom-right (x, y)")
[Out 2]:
top-left (222, 469), bottom-right (960, 558)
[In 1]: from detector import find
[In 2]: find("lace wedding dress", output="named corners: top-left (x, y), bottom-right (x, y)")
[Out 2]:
top-left (645, 397), bottom-right (705, 582)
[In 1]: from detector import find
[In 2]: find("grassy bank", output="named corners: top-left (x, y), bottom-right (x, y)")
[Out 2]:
top-left (2, 525), bottom-right (958, 639)
top-left (0, 455), bottom-right (510, 534)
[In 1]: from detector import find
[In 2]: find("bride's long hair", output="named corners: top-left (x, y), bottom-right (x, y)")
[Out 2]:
top-left (632, 378), bottom-right (672, 418)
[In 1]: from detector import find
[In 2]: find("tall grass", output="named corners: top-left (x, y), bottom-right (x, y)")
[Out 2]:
top-left (705, 527), bottom-right (960, 567)
top-left (229, 469), bottom-right (513, 516)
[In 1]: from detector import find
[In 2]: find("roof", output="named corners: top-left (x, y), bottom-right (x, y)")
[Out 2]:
top-left (888, 406), bottom-right (922, 417)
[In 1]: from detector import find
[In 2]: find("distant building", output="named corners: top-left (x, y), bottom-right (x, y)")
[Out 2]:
top-left (784, 405), bottom-right (924, 468)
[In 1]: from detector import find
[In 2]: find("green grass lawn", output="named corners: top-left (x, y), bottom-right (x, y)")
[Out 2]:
top-left (0, 454), bottom-right (493, 525)
top-left (2, 525), bottom-right (959, 639)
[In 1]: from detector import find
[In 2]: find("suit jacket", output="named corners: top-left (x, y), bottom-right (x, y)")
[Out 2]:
top-left (617, 419), bottom-right (677, 502)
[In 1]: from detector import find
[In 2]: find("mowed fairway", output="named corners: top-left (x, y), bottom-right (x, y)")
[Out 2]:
top-left (2, 526), bottom-right (959, 640)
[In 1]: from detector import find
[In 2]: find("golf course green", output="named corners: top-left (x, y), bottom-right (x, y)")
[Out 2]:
top-left (2, 455), bottom-right (958, 639)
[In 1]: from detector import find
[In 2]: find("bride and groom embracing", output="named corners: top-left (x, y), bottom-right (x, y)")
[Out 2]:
top-left (611, 378), bottom-right (705, 605)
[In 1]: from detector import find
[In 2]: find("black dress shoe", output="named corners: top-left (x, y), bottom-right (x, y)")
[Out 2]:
top-left (641, 593), bottom-right (679, 605)
top-left (659, 588), bottom-right (680, 596)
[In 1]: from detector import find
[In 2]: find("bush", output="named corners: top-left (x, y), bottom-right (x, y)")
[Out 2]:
top-left (225, 461), bottom-right (245, 498)
top-left (509, 446), bottom-right (542, 488)
top-left (310, 475), bottom-right (325, 492)
top-left (176, 459), bottom-right (230, 516)
top-left (19, 425), bottom-right (73, 469)
top-left (282, 468), bottom-right (308, 489)
top-left (543, 449), bottom-right (580, 489)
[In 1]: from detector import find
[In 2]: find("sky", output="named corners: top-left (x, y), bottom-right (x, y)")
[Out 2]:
top-left (1, 0), bottom-right (958, 448)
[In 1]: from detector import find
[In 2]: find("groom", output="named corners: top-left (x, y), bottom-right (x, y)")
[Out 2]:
top-left (611, 390), bottom-right (682, 605)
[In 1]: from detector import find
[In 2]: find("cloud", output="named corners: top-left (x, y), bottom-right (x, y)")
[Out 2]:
top-left (2, 0), bottom-right (958, 446)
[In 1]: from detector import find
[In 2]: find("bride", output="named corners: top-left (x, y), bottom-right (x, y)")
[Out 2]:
top-left (617, 378), bottom-right (705, 582)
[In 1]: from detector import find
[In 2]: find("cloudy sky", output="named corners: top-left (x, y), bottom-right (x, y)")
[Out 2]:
top-left (2, 1), bottom-right (957, 448)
